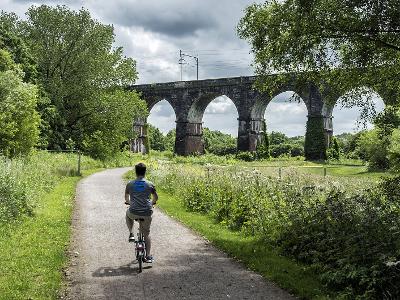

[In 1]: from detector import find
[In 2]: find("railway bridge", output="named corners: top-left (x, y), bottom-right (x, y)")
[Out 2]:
top-left (129, 75), bottom-right (335, 158)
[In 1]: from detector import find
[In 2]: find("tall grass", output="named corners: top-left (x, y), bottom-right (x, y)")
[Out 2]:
top-left (0, 150), bottom-right (143, 225)
top-left (147, 161), bottom-right (400, 299)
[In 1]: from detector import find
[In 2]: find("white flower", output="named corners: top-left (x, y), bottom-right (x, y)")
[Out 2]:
top-left (385, 261), bottom-right (400, 267)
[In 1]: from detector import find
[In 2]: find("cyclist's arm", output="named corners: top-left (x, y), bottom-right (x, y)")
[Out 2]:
top-left (151, 187), bottom-right (158, 205)
top-left (124, 184), bottom-right (130, 205)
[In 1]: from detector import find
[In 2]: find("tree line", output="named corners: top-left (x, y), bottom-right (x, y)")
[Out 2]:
top-left (0, 5), bottom-right (146, 159)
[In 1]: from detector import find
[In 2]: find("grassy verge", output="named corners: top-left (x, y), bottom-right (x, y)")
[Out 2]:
top-left (156, 189), bottom-right (331, 300)
top-left (0, 169), bottom-right (102, 300)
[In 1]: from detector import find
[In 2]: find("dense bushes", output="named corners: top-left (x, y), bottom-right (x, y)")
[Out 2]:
top-left (150, 163), bottom-right (400, 298)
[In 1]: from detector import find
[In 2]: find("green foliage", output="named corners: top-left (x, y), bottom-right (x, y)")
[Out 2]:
top-left (256, 120), bottom-right (270, 159)
top-left (165, 129), bottom-right (176, 152)
top-left (81, 90), bottom-right (147, 160)
top-left (148, 124), bottom-right (166, 151)
top-left (149, 162), bottom-right (399, 298)
top-left (327, 137), bottom-right (341, 160)
top-left (236, 151), bottom-right (255, 161)
top-left (5, 5), bottom-right (146, 156)
top-left (0, 56), bottom-right (40, 157)
top-left (154, 190), bottom-right (327, 299)
top-left (357, 129), bottom-right (390, 170)
top-left (0, 22), bottom-right (38, 83)
top-left (270, 143), bottom-right (292, 158)
top-left (203, 128), bottom-right (237, 156)
top-left (0, 49), bottom-right (14, 71)
top-left (304, 116), bottom-right (326, 160)
top-left (279, 183), bottom-right (400, 299)
top-left (238, 1), bottom-right (400, 106)
top-left (374, 105), bottom-right (400, 136)
top-left (290, 144), bottom-right (304, 157)
top-left (388, 128), bottom-right (400, 172)
top-left (335, 132), bottom-right (362, 159)
top-left (0, 151), bottom-right (96, 224)
top-left (269, 131), bottom-right (288, 145)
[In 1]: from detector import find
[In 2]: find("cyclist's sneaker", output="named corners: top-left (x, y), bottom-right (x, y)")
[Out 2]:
top-left (144, 255), bottom-right (154, 263)
top-left (128, 233), bottom-right (135, 243)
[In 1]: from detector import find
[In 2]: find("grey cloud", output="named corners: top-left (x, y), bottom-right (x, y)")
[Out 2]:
top-left (12, 0), bottom-right (82, 4)
top-left (94, 0), bottom-right (217, 37)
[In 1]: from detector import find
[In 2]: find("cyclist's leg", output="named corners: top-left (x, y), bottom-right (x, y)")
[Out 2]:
top-left (139, 216), bottom-right (152, 256)
top-left (125, 209), bottom-right (134, 233)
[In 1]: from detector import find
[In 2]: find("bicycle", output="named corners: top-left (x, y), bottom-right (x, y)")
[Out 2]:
top-left (134, 218), bottom-right (147, 273)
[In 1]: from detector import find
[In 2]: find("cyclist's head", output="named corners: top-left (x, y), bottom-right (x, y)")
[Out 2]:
top-left (135, 163), bottom-right (146, 177)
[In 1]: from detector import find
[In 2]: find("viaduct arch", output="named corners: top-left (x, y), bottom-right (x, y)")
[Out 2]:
top-left (129, 75), bottom-right (338, 157)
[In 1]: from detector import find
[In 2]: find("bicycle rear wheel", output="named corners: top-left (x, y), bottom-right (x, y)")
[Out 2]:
top-left (138, 252), bottom-right (143, 273)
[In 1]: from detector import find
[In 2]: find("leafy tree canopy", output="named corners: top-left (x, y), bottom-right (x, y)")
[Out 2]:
top-left (0, 50), bottom-right (40, 157)
top-left (147, 124), bottom-right (166, 152)
top-left (0, 14), bottom-right (37, 83)
top-left (1, 5), bottom-right (147, 156)
top-left (238, 0), bottom-right (400, 106)
top-left (203, 128), bottom-right (237, 156)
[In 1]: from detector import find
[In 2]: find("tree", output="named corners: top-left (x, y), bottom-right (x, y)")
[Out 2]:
top-left (238, 1), bottom-right (400, 107)
top-left (202, 128), bottom-right (237, 156)
top-left (327, 137), bottom-right (341, 160)
top-left (7, 5), bottom-right (146, 155)
top-left (147, 124), bottom-right (166, 152)
top-left (0, 50), bottom-right (40, 157)
top-left (165, 129), bottom-right (176, 152)
top-left (0, 22), bottom-right (37, 83)
top-left (81, 89), bottom-right (146, 160)
top-left (357, 129), bottom-right (390, 170)
top-left (269, 131), bottom-right (288, 145)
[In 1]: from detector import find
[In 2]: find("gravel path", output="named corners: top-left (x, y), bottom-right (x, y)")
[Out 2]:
top-left (67, 168), bottom-right (295, 300)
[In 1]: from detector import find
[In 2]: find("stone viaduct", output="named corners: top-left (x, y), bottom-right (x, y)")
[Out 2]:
top-left (129, 75), bottom-right (335, 156)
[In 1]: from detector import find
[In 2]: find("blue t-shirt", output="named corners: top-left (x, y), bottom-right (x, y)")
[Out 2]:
top-left (125, 178), bottom-right (156, 216)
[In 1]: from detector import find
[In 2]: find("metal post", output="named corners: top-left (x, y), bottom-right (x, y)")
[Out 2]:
top-left (278, 167), bottom-right (282, 179)
top-left (196, 56), bottom-right (199, 80)
top-left (77, 151), bottom-right (81, 176)
top-left (179, 50), bottom-right (183, 81)
top-left (324, 167), bottom-right (327, 177)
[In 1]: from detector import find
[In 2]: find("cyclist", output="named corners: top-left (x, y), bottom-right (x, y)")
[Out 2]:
top-left (125, 162), bottom-right (158, 263)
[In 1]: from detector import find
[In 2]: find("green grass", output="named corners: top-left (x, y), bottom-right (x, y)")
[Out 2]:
top-left (0, 169), bottom-right (102, 300)
top-left (156, 190), bottom-right (331, 300)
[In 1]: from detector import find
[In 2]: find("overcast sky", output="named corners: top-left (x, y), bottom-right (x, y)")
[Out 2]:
top-left (1, 0), bottom-right (385, 137)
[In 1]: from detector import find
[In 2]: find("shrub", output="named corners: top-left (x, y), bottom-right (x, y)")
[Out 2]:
top-left (357, 129), bottom-right (389, 170)
top-left (327, 137), bottom-right (341, 160)
top-left (270, 143), bottom-right (292, 158)
top-left (278, 185), bottom-right (400, 298)
top-left (236, 151), bottom-right (255, 161)
top-left (290, 144), bottom-right (304, 157)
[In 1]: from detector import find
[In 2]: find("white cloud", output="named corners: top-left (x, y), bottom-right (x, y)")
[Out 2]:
top-left (265, 100), bottom-right (308, 137)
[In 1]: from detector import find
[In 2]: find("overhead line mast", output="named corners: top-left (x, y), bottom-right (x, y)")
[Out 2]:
top-left (179, 50), bottom-right (199, 81)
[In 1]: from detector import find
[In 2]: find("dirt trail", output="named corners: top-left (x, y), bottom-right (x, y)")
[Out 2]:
top-left (67, 168), bottom-right (295, 299)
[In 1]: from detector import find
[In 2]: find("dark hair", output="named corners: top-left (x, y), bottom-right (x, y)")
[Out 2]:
top-left (135, 163), bottom-right (146, 176)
